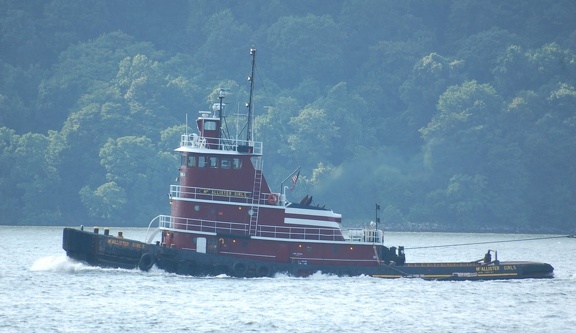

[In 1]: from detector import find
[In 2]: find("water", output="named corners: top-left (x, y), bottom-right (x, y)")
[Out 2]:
top-left (1, 226), bottom-right (575, 332)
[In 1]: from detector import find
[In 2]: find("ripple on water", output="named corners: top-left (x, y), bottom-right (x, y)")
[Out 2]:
top-left (1, 228), bottom-right (575, 332)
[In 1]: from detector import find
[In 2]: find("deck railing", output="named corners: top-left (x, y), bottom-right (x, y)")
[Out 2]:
top-left (256, 224), bottom-right (344, 241)
top-left (180, 134), bottom-right (263, 155)
top-left (170, 185), bottom-right (278, 206)
top-left (155, 215), bottom-right (382, 243)
top-left (158, 215), bottom-right (249, 235)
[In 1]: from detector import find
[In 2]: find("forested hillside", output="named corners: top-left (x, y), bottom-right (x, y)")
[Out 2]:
top-left (1, 0), bottom-right (574, 232)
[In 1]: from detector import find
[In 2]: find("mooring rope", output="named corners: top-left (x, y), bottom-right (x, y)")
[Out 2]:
top-left (405, 234), bottom-right (575, 250)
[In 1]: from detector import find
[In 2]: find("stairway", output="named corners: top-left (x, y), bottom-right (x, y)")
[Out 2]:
top-left (248, 162), bottom-right (263, 236)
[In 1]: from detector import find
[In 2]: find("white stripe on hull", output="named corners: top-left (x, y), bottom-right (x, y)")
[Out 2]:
top-left (284, 218), bottom-right (341, 229)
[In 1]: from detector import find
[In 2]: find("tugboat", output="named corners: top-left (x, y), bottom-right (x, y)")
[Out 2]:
top-left (63, 49), bottom-right (554, 280)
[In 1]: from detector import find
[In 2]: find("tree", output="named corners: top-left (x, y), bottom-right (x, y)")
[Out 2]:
top-left (310, 82), bottom-right (371, 163)
top-left (0, 128), bottom-right (61, 225)
top-left (80, 181), bottom-right (127, 221)
top-left (1, 1), bottom-right (575, 231)
top-left (519, 82), bottom-right (576, 229)
top-left (339, 0), bottom-right (422, 73)
top-left (456, 27), bottom-right (519, 83)
top-left (0, 3), bottom-right (46, 66)
top-left (493, 44), bottom-right (576, 229)
top-left (420, 81), bottom-right (514, 227)
top-left (287, 107), bottom-right (339, 170)
top-left (0, 62), bottom-right (38, 133)
top-left (494, 43), bottom-right (576, 98)
top-left (400, 52), bottom-right (464, 148)
top-left (265, 14), bottom-right (344, 87)
top-left (85, 136), bottom-right (176, 225)
top-left (37, 31), bottom-right (161, 132)
top-left (421, 80), bottom-right (502, 157)
top-left (443, 174), bottom-right (490, 228)
top-left (0, 127), bottom-right (19, 224)
top-left (251, 96), bottom-right (304, 187)
top-left (192, 9), bottom-right (253, 80)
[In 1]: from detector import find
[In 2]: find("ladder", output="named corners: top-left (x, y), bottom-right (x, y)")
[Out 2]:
top-left (248, 160), bottom-right (263, 236)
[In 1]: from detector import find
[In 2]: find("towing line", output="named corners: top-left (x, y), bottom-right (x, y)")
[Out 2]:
top-left (406, 234), bottom-right (575, 250)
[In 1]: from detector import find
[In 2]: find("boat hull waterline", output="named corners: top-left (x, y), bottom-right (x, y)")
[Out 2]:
top-left (62, 228), bottom-right (554, 281)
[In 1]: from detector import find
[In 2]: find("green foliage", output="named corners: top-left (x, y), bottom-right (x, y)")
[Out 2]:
top-left (80, 136), bottom-right (176, 225)
top-left (400, 52), bottom-right (464, 147)
top-left (80, 182), bottom-right (127, 221)
top-left (0, 1), bottom-right (574, 232)
top-left (288, 107), bottom-right (339, 169)
top-left (0, 128), bottom-right (62, 225)
top-left (266, 14), bottom-right (344, 87)
top-left (36, 31), bottom-right (161, 132)
top-left (456, 27), bottom-right (519, 83)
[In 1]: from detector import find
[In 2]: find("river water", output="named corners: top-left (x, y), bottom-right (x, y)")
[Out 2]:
top-left (0, 226), bottom-right (574, 332)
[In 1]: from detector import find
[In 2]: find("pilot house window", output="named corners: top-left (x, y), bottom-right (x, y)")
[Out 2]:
top-left (209, 157), bottom-right (218, 168)
top-left (187, 156), bottom-right (196, 167)
top-left (204, 121), bottom-right (217, 130)
top-left (221, 158), bottom-right (230, 169)
top-left (181, 154), bottom-right (196, 167)
top-left (198, 156), bottom-right (207, 167)
top-left (232, 158), bottom-right (241, 169)
top-left (185, 155), bottom-right (242, 170)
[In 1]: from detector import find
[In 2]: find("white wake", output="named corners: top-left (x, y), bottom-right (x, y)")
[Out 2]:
top-left (30, 256), bottom-right (93, 272)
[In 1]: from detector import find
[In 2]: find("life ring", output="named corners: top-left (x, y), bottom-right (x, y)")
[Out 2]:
top-left (267, 193), bottom-right (279, 205)
top-left (232, 262), bottom-right (247, 277)
top-left (138, 252), bottom-right (155, 271)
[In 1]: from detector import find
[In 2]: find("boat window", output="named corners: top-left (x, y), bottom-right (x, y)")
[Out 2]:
top-left (181, 154), bottom-right (187, 166)
top-left (198, 156), bottom-right (207, 167)
top-left (209, 157), bottom-right (218, 168)
top-left (232, 158), bottom-right (241, 169)
top-left (221, 158), bottom-right (230, 169)
top-left (204, 121), bottom-right (216, 130)
top-left (187, 155), bottom-right (196, 167)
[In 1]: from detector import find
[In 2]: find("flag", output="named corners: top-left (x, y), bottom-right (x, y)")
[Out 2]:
top-left (290, 170), bottom-right (300, 191)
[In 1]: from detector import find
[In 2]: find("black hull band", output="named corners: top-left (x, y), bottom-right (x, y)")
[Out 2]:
top-left (62, 228), bottom-right (554, 281)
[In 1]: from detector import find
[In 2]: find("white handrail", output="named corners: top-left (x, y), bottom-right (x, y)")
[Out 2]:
top-left (169, 185), bottom-right (280, 206)
top-left (144, 215), bottom-right (162, 243)
top-left (155, 214), bottom-right (382, 243)
top-left (180, 134), bottom-right (263, 154)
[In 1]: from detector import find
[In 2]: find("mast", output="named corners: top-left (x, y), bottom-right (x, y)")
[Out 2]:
top-left (246, 48), bottom-right (256, 142)
top-left (218, 88), bottom-right (225, 140)
top-left (375, 203), bottom-right (382, 244)
top-left (375, 203), bottom-right (380, 229)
